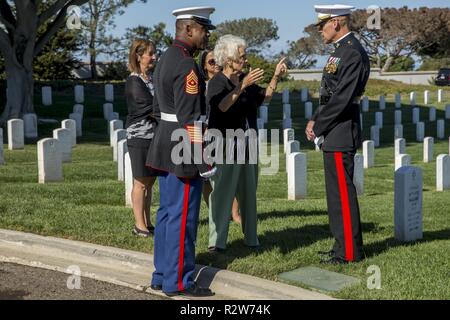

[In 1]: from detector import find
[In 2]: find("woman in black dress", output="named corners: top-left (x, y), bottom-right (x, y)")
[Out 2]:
top-left (125, 39), bottom-right (159, 237)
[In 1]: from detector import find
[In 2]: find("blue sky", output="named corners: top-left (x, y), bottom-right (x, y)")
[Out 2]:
top-left (111, 0), bottom-right (449, 66)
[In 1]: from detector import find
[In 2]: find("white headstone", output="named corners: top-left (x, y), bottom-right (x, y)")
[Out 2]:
top-left (259, 105), bottom-right (268, 123)
top-left (410, 92), bottom-right (416, 106)
top-left (282, 89), bottom-right (289, 104)
top-left (7, 119), bottom-right (24, 150)
top-left (23, 113), bottom-right (38, 139)
top-left (282, 118), bottom-right (292, 130)
top-left (69, 113), bottom-right (82, 137)
top-left (62, 119), bottom-right (76, 146)
top-left (370, 126), bottom-right (380, 147)
top-left (74, 85), bottom-right (84, 103)
top-left (53, 128), bottom-right (72, 163)
top-left (394, 166), bottom-right (423, 242)
top-left (363, 140), bottom-right (374, 168)
top-left (423, 137), bottom-right (434, 163)
top-left (353, 153), bottom-right (364, 196)
top-left (109, 120), bottom-right (124, 146)
top-left (42, 86), bottom-right (52, 106)
top-left (286, 140), bottom-right (300, 172)
top-left (437, 120), bottom-right (445, 139)
top-left (0, 128), bottom-right (4, 165)
top-left (379, 95), bottom-right (386, 110)
top-left (103, 103), bottom-right (114, 120)
top-left (395, 138), bottom-right (406, 157)
top-left (286, 140), bottom-right (300, 155)
top-left (424, 90), bottom-right (430, 105)
top-left (118, 140), bottom-right (128, 181)
top-left (113, 129), bottom-right (127, 162)
top-left (256, 118), bottom-right (264, 130)
top-left (105, 84), bottom-right (114, 102)
top-left (287, 152), bottom-right (307, 200)
top-left (361, 96), bottom-right (369, 112)
top-left (395, 154), bottom-right (411, 171)
top-left (283, 128), bottom-right (295, 153)
top-left (73, 104), bottom-right (84, 118)
top-left (436, 154), bottom-right (450, 191)
top-left (446, 105), bottom-right (450, 120)
top-left (412, 108), bottom-right (420, 124)
top-left (301, 88), bottom-right (308, 102)
top-left (37, 138), bottom-right (63, 183)
top-left (124, 152), bottom-right (133, 207)
top-left (395, 110), bottom-right (402, 125)
top-left (395, 93), bottom-right (401, 108)
top-left (429, 107), bottom-right (436, 122)
top-left (437, 89), bottom-right (443, 103)
top-left (375, 112), bottom-right (383, 129)
top-left (304, 102), bottom-right (313, 120)
top-left (416, 122), bottom-right (425, 142)
top-left (395, 124), bottom-right (404, 139)
top-left (283, 104), bottom-right (291, 120)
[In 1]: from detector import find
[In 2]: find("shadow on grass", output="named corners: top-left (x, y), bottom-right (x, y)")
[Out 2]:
top-left (197, 222), bottom-right (377, 270)
top-left (363, 228), bottom-right (450, 258)
top-left (197, 209), bottom-right (327, 226)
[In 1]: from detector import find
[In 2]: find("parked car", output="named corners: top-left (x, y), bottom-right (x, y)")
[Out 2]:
top-left (435, 68), bottom-right (450, 86)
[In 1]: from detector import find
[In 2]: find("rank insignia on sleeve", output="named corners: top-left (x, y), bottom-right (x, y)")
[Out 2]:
top-left (185, 70), bottom-right (199, 95)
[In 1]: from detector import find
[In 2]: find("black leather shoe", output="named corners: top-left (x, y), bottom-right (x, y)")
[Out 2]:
top-left (147, 224), bottom-right (155, 235)
top-left (150, 284), bottom-right (162, 291)
top-left (165, 283), bottom-right (214, 297)
top-left (132, 226), bottom-right (150, 238)
top-left (320, 257), bottom-right (349, 265)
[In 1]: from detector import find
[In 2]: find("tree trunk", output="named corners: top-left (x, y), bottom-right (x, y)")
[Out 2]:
top-left (382, 56), bottom-right (395, 73)
top-left (0, 62), bottom-right (34, 123)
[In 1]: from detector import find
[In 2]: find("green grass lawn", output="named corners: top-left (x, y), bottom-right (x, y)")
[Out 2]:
top-left (0, 81), bottom-right (450, 299)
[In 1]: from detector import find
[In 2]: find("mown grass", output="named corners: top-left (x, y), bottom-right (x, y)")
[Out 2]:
top-left (0, 80), bottom-right (449, 299)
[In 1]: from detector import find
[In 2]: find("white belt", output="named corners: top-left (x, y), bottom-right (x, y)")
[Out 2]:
top-left (161, 112), bottom-right (178, 122)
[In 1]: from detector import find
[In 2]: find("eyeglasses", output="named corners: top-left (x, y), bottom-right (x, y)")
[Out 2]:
top-left (207, 59), bottom-right (215, 66)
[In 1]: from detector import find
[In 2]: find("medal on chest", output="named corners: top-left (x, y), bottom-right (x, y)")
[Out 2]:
top-left (325, 56), bottom-right (341, 74)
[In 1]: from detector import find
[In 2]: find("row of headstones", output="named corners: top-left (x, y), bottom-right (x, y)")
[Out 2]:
top-left (107, 120), bottom-right (132, 207)
top-left (371, 107), bottom-right (450, 128)
top-left (281, 126), bottom-right (450, 200)
top-left (41, 84), bottom-right (115, 106)
top-left (360, 91), bottom-right (447, 112)
top-left (0, 117), bottom-right (77, 182)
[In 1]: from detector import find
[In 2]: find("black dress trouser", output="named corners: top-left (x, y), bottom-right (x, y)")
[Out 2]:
top-left (323, 151), bottom-right (364, 261)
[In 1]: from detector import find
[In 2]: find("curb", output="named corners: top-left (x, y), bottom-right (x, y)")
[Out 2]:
top-left (0, 229), bottom-right (334, 300)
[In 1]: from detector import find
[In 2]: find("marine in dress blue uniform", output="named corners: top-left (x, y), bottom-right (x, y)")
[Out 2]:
top-left (307, 5), bottom-right (370, 264)
top-left (146, 7), bottom-right (216, 296)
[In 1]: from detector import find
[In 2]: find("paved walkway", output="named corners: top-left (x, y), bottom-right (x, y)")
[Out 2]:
top-left (0, 229), bottom-right (333, 300)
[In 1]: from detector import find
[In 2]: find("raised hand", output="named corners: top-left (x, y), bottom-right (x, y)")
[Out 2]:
top-left (274, 57), bottom-right (288, 78)
top-left (242, 68), bottom-right (265, 89)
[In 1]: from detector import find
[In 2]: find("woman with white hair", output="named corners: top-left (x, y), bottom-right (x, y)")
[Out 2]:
top-left (206, 34), bottom-right (287, 252)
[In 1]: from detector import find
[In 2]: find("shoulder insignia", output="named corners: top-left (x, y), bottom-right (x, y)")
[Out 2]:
top-left (185, 69), bottom-right (199, 95)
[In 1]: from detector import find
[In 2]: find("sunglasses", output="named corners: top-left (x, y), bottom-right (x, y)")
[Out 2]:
top-left (207, 59), bottom-right (216, 66)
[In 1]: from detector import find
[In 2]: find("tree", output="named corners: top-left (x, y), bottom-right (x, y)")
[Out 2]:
top-left (33, 3), bottom-right (83, 80)
top-left (81, 0), bottom-right (147, 79)
top-left (351, 7), bottom-right (450, 72)
top-left (285, 25), bottom-right (330, 69)
top-left (0, 0), bottom-right (89, 124)
top-left (113, 23), bottom-right (173, 61)
top-left (212, 18), bottom-right (279, 54)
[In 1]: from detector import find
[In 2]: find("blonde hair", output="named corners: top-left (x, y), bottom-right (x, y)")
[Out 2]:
top-left (213, 35), bottom-right (247, 67)
top-left (128, 39), bottom-right (156, 74)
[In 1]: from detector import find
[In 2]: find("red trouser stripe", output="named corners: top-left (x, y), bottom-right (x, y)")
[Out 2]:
top-left (334, 152), bottom-right (354, 261)
top-left (177, 179), bottom-right (190, 291)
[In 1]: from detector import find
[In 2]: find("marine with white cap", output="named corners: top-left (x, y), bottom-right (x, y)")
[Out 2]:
top-left (305, 4), bottom-right (370, 264)
top-left (146, 6), bottom-right (216, 297)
